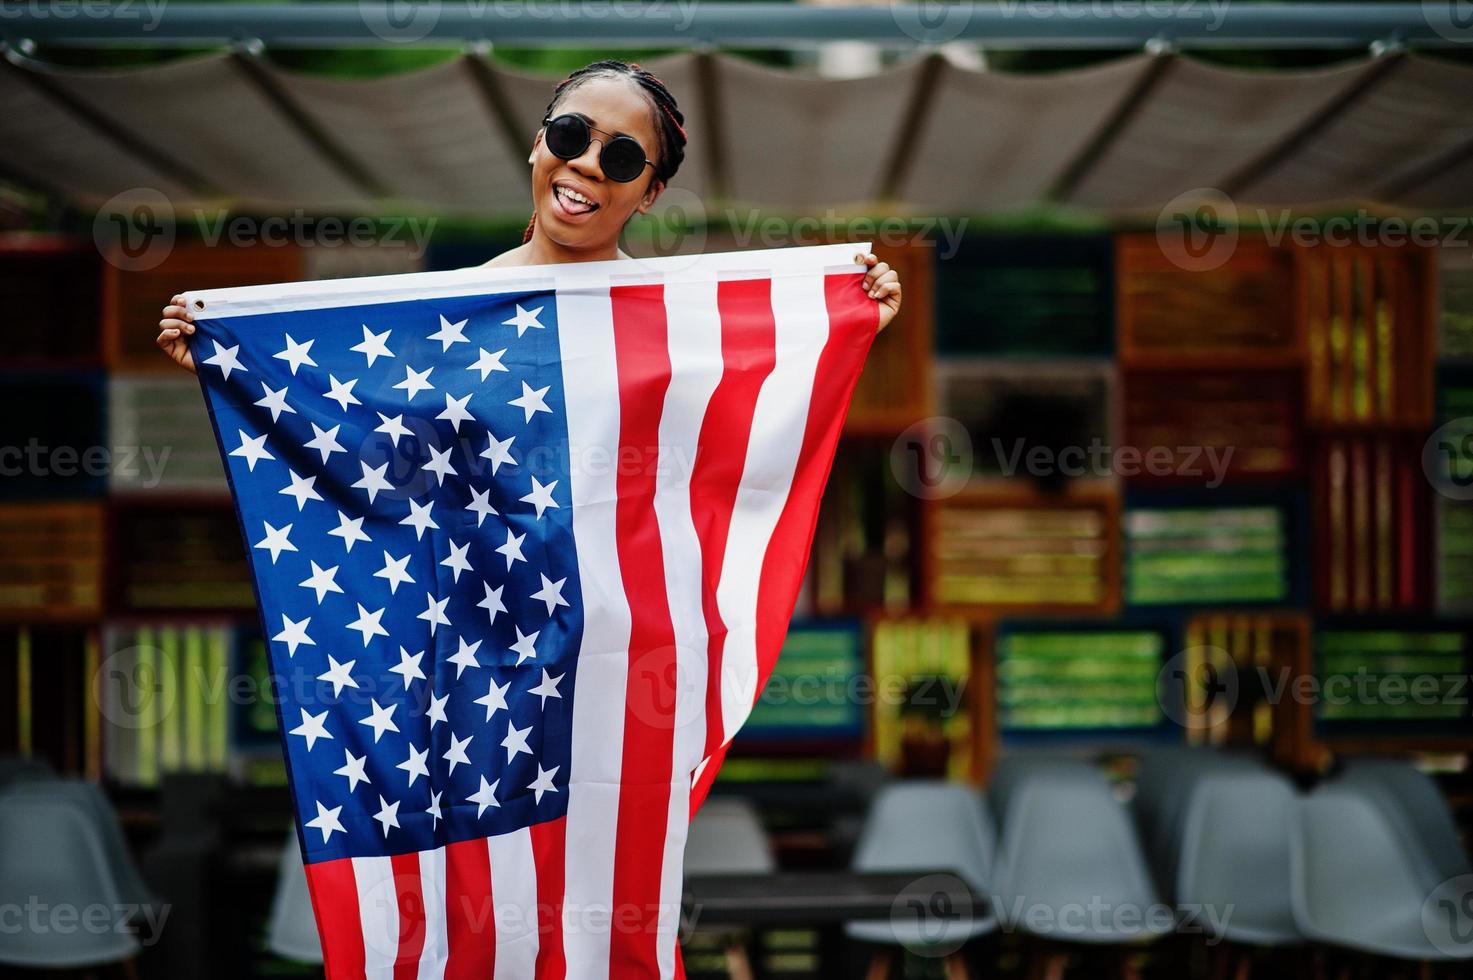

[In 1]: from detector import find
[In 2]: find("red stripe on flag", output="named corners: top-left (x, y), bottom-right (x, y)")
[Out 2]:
top-left (391, 852), bottom-right (426, 980)
top-left (690, 278), bottom-right (778, 806)
top-left (691, 272), bottom-right (877, 814)
top-left (609, 282), bottom-right (680, 976)
top-left (530, 816), bottom-right (569, 979)
top-left (444, 837), bottom-right (495, 980)
top-left (304, 857), bottom-right (367, 980)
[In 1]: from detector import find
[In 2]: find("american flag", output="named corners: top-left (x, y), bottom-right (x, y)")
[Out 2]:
top-left (188, 240), bottom-right (879, 979)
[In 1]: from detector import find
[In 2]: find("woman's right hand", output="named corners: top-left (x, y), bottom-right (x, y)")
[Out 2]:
top-left (158, 294), bottom-right (197, 374)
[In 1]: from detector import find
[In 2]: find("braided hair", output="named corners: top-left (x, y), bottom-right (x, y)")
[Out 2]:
top-left (521, 59), bottom-right (688, 245)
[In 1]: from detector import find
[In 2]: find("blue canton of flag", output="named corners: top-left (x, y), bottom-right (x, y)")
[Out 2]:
top-left (195, 289), bottom-right (582, 863)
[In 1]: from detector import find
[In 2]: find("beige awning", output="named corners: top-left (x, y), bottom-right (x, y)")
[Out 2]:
top-left (1, 48), bottom-right (1468, 218)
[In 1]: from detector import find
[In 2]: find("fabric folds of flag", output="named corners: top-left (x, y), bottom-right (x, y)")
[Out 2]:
top-left (187, 241), bottom-right (881, 979)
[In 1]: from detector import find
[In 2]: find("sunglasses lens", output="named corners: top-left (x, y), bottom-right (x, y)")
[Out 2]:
top-left (601, 138), bottom-right (647, 182)
top-left (544, 115), bottom-right (588, 158)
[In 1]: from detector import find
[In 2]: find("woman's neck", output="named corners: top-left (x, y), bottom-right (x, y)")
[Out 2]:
top-left (515, 229), bottom-right (624, 268)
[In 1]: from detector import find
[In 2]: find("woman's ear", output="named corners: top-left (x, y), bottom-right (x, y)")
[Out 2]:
top-left (636, 178), bottom-right (666, 214)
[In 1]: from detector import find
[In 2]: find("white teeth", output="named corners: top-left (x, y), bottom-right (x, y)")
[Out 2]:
top-left (556, 185), bottom-right (594, 207)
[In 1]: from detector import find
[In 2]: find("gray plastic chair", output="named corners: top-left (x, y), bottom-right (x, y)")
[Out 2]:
top-left (2, 778), bottom-right (156, 912)
top-left (0, 754), bottom-right (54, 789)
top-left (844, 781), bottom-right (998, 950)
top-left (994, 777), bottom-right (1171, 944)
top-left (1290, 784), bottom-right (1473, 961)
top-left (1134, 747), bottom-right (1263, 901)
top-left (1336, 758), bottom-right (1470, 890)
top-left (267, 827), bottom-right (323, 963)
top-left (989, 754), bottom-right (1106, 832)
top-left (684, 798), bottom-right (776, 876)
top-left (1176, 769), bottom-right (1302, 946)
top-left (0, 795), bottom-right (142, 968)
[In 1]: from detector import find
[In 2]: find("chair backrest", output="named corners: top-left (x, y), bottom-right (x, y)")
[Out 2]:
top-left (0, 795), bottom-right (141, 967)
top-left (1175, 769), bottom-right (1301, 945)
top-left (988, 755), bottom-right (1105, 833)
top-left (2, 778), bottom-right (154, 909)
top-left (1337, 758), bottom-right (1470, 888)
top-left (266, 827), bottom-right (324, 963)
top-left (1134, 748), bottom-right (1264, 900)
top-left (851, 781), bottom-right (995, 894)
top-left (1289, 784), bottom-right (1472, 961)
top-left (993, 777), bottom-right (1167, 942)
top-left (684, 798), bottom-right (776, 876)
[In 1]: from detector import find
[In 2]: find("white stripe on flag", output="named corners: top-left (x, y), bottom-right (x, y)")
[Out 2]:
top-left (556, 285), bottom-right (630, 976)
top-left (416, 845), bottom-right (449, 980)
top-left (652, 277), bottom-right (725, 979)
top-left (353, 855), bottom-right (400, 980)
top-left (714, 271), bottom-right (831, 742)
top-left (489, 828), bottom-right (539, 979)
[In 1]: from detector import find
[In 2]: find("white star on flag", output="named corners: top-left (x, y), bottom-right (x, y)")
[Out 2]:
top-left (468, 347), bottom-right (509, 381)
top-left (304, 422), bottom-right (346, 464)
top-left (299, 561), bottom-right (344, 603)
top-left (475, 677), bottom-right (510, 721)
top-left (437, 392), bottom-right (475, 432)
top-left (477, 582), bottom-right (507, 625)
top-left (418, 592), bottom-right (451, 636)
top-left (398, 744), bottom-right (430, 787)
top-left (509, 381), bottom-right (553, 422)
top-left (254, 382), bottom-right (296, 422)
top-left (468, 776), bottom-right (501, 818)
top-left (423, 444), bottom-right (458, 486)
top-left (503, 303), bottom-right (545, 337)
top-left (272, 614), bottom-right (314, 657)
top-left (352, 460), bottom-right (394, 504)
top-left (230, 430), bottom-right (274, 471)
top-left (317, 655), bottom-right (358, 697)
top-left (350, 325), bottom-right (394, 366)
top-left (480, 432), bottom-right (517, 474)
top-left (510, 626), bottom-right (539, 666)
top-left (374, 551), bottom-right (415, 594)
top-left (497, 529), bottom-right (526, 569)
top-left (280, 470), bottom-right (322, 510)
top-left (428, 314), bottom-right (470, 351)
top-left (273, 334), bottom-right (317, 375)
top-left (530, 574), bottom-right (570, 616)
top-left (521, 476), bottom-right (560, 519)
top-left (529, 764), bottom-right (560, 804)
top-left (334, 750), bottom-right (371, 793)
top-left (466, 488), bottom-right (498, 527)
top-left (306, 801), bottom-right (345, 842)
top-left (530, 669), bottom-right (563, 708)
top-left (446, 636), bottom-right (482, 678)
top-left (443, 731), bottom-right (473, 775)
top-left (346, 604), bottom-right (389, 646)
top-left (255, 521), bottom-right (297, 563)
top-left (393, 364), bottom-right (435, 401)
top-left (375, 412), bottom-right (412, 447)
top-left (502, 722), bottom-right (533, 762)
top-left (290, 708), bottom-right (333, 751)
top-left (441, 540), bottom-right (473, 582)
top-left (324, 374), bottom-right (362, 411)
top-left (401, 499), bottom-right (439, 539)
top-left (359, 700), bottom-right (399, 743)
top-left (203, 340), bottom-right (247, 379)
top-left (373, 796), bottom-right (400, 837)
top-left (329, 510), bottom-right (370, 552)
top-left (388, 647), bottom-right (426, 687)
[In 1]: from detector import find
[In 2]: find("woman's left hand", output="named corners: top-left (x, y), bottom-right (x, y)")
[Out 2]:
top-left (856, 252), bottom-right (901, 333)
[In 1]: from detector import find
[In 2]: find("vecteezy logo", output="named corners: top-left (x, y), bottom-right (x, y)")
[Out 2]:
top-left (1423, 418), bottom-right (1473, 501)
top-left (890, 417), bottom-right (973, 500)
top-left (889, 0), bottom-right (975, 45)
top-left (1155, 188), bottom-right (1239, 273)
top-left (626, 187), bottom-right (709, 275)
top-left (93, 644), bottom-right (179, 731)
top-left (1157, 646), bottom-right (1239, 732)
top-left (889, 872), bottom-right (974, 956)
top-left (359, 0), bottom-right (443, 43)
top-left (1422, 874), bottom-right (1473, 955)
top-left (1422, 0), bottom-right (1473, 43)
top-left (93, 188), bottom-right (176, 272)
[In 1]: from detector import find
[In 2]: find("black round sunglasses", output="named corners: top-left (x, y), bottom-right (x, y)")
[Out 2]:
top-left (541, 112), bottom-right (656, 184)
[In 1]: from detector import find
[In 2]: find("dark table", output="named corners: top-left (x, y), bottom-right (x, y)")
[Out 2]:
top-left (683, 870), bottom-right (982, 927)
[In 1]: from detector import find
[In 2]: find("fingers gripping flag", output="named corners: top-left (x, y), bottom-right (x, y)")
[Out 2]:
top-left (188, 242), bottom-right (880, 979)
